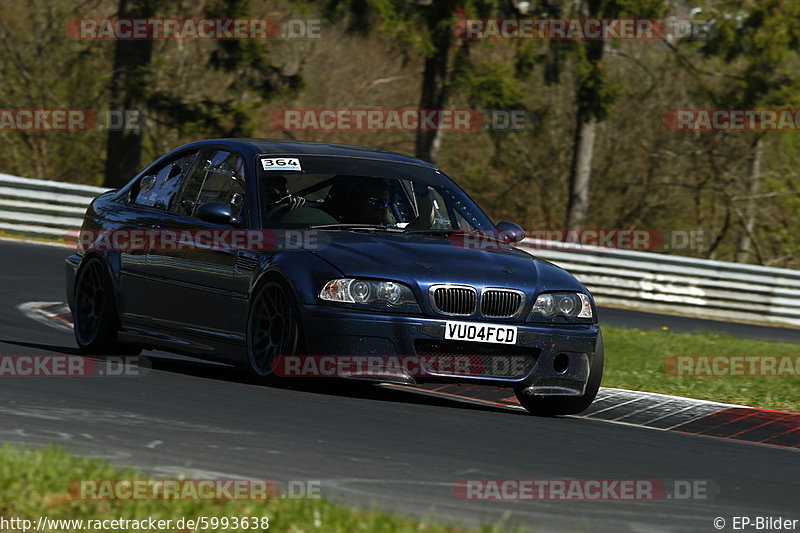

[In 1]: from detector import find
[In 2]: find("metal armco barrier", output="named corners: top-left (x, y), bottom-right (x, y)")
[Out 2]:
top-left (0, 173), bottom-right (108, 238)
top-left (521, 238), bottom-right (800, 327)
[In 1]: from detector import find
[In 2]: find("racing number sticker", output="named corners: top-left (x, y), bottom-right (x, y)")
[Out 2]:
top-left (261, 157), bottom-right (302, 171)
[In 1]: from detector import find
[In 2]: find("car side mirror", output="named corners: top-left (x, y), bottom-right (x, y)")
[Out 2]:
top-left (495, 221), bottom-right (526, 244)
top-left (196, 201), bottom-right (238, 226)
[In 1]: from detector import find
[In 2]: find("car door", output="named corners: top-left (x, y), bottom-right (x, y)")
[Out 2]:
top-left (117, 150), bottom-right (199, 327)
top-left (144, 148), bottom-right (253, 348)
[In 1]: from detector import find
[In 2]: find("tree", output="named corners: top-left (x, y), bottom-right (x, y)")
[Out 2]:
top-left (103, 0), bottom-right (304, 187)
top-left (414, 0), bottom-right (459, 163)
top-left (325, 0), bottom-right (522, 164)
top-left (547, 0), bottom-right (666, 228)
top-left (104, 0), bottom-right (160, 188)
top-left (698, 0), bottom-right (800, 263)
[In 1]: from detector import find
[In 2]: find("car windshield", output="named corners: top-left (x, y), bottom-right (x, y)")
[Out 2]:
top-left (257, 155), bottom-right (494, 231)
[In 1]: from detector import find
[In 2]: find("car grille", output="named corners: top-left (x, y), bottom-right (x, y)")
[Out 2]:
top-left (481, 289), bottom-right (524, 318)
top-left (431, 286), bottom-right (476, 316)
top-left (414, 340), bottom-right (539, 379)
top-left (429, 285), bottom-right (525, 318)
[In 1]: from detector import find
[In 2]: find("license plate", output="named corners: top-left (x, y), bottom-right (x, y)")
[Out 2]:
top-left (444, 321), bottom-right (518, 345)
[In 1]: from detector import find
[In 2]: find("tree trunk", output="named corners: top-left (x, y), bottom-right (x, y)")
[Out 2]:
top-left (566, 115), bottom-right (597, 228)
top-left (565, 35), bottom-right (604, 229)
top-left (414, 2), bottom-right (455, 165)
top-left (735, 135), bottom-right (764, 263)
top-left (103, 0), bottom-right (157, 188)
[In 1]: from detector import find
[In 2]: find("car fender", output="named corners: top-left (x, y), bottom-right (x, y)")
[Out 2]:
top-left (249, 249), bottom-right (344, 306)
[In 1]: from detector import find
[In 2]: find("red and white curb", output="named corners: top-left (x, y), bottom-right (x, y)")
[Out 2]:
top-left (18, 300), bottom-right (800, 451)
top-left (17, 301), bottom-right (73, 332)
top-left (388, 383), bottom-right (800, 451)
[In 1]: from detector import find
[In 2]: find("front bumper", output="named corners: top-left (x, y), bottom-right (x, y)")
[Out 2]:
top-left (298, 304), bottom-right (600, 395)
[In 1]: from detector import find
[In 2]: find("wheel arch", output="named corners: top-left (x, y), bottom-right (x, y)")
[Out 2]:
top-left (249, 268), bottom-right (304, 336)
top-left (250, 268), bottom-right (297, 301)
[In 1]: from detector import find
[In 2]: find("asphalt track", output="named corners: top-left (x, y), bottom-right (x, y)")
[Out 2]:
top-left (0, 239), bottom-right (797, 532)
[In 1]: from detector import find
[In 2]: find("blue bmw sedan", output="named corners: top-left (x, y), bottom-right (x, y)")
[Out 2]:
top-left (65, 139), bottom-right (603, 415)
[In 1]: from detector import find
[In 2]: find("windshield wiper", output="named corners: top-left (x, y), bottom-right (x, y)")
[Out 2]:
top-left (308, 223), bottom-right (406, 233)
top-left (404, 228), bottom-right (481, 236)
top-left (404, 229), bottom-right (453, 236)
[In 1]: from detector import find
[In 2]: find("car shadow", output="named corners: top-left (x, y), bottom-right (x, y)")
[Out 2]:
top-left (0, 338), bottom-right (524, 415)
top-left (0, 339), bottom-right (83, 355)
top-left (142, 352), bottom-right (523, 415)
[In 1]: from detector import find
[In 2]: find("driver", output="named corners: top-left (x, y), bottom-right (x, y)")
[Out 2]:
top-left (340, 179), bottom-right (395, 225)
top-left (262, 175), bottom-right (306, 222)
top-left (262, 175), bottom-right (306, 209)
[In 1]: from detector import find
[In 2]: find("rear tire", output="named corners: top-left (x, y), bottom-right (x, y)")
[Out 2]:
top-left (515, 332), bottom-right (604, 416)
top-left (73, 257), bottom-right (141, 356)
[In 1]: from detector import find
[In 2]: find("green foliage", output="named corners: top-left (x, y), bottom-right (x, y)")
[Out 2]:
top-left (700, 0), bottom-right (800, 107)
top-left (513, 40), bottom-right (542, 79)
top-left (451, 60), bottom-right (527, 109)
top-left (573, 43), bottom-right (619, 120)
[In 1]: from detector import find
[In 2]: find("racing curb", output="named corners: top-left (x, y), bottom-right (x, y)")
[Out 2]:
top-left (19, 301), bottom-right (800, 451)
top-left (388, 384), bottom-right (800, 451)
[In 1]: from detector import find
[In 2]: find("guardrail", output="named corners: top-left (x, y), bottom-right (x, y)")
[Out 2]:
top-left (520, 239), bottom-right (800, 328)
top-left (0, 173), bottom-right (109, 238)
top-left (1, 172), bottom-right (798, 327)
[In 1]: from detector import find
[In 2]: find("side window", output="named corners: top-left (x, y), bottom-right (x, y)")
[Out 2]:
top-left (132, 151), bottom-right (197, 210)
top-left (175, 150), bottom-right (247, 221)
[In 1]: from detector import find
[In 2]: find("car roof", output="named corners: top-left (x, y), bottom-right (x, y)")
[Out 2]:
top-left (177, 138), bottom-right (437, 169)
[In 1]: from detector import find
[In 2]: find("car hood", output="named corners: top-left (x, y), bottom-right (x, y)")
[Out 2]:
top-left (308, 231), bottom-right (585, 292)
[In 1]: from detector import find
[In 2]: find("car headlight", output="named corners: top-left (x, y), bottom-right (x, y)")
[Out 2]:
top-left (529, 292), bottom-right (593, 319)
top-left (319, 278), bottom-right (416, 306)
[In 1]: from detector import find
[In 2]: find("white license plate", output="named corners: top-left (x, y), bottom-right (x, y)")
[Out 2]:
top-left (444, 321), bottom-right (518, 345)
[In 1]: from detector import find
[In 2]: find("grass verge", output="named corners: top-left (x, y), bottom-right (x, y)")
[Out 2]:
top-left (602, 325), bottom-right (800, 412)
top-left (0, 445), bottom-right (510, 533)
top-left (0, 230), bottom-right (69, 247)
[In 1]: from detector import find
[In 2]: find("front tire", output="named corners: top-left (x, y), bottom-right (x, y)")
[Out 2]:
top-left (246, 280), bottom-right (301, 379)
top-left (73, 257), bottom-right (140, 355)
top-left (515, 332), bottom-right (604, 416)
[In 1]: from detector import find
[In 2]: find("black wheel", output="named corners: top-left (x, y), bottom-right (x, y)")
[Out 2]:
top-left (515, 331), bottom-right (604, 416)
top-left (73, 258), bottom-right (140, 355)
top-left (246, 280), bottom-right (301, 378)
